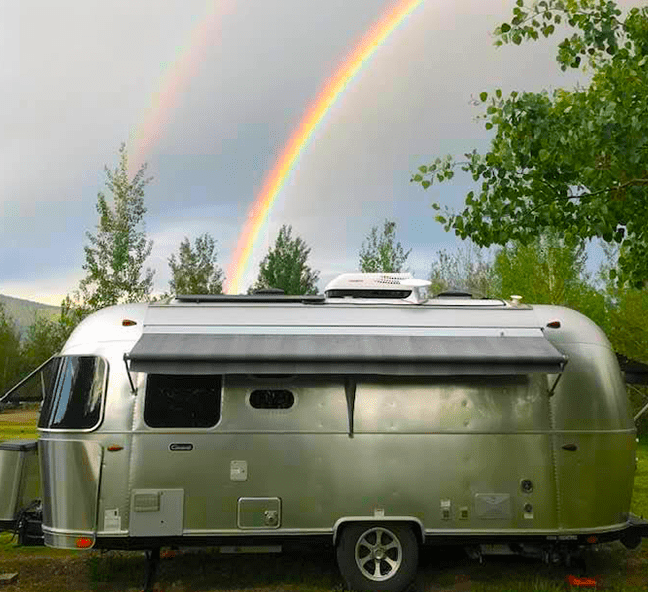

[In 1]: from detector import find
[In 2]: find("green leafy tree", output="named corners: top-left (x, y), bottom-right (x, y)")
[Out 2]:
top-left (0, 304), bottom-right (22, 396)
top-left (596, 245), bottom-right (648, 435)
top-left (359, 219), bottom-right (412, 273)
top-left (413, 0), bottom-right (648, 286)
top-left (250, 225), bottom-right (320, 295)
top-left (428, 242), bottom-right (495, 297)
top-left (492, 233), bottom-right (607, 327)
top-left (78, 144), bottom-right (154, 311)
top-left (21, 297), bottom-right (83, 371)
top-left (168, 234), bottom-right (224, 295)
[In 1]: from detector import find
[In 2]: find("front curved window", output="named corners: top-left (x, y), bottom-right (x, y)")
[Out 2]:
top-left (38, 356), bottom-right (107, 429)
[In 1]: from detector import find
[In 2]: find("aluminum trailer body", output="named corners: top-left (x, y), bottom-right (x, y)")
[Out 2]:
top-left (3, 274), bottom-right (647, 591)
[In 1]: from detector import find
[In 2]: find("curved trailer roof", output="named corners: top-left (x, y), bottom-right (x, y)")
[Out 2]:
top-left (126, 296), bottom-right (567, 376)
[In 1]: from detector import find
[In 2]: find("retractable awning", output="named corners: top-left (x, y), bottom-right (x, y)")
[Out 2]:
top-left (126, 333), bottom-right (567, 376)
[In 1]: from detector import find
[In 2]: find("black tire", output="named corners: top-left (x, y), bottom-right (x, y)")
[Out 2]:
top-left (336, 522), bottom-right (418, 592)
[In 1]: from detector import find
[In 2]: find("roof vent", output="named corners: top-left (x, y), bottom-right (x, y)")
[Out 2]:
top-left (324, 273), bottom-right (431, 304)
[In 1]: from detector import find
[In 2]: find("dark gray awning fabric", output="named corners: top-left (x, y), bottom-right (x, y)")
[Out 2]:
top-left (127, 334), bottom-right (566, 376)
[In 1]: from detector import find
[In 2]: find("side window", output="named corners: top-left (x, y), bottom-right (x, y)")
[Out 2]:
top-left (144, 374), bottom-right (221, 428)
top-left (38, 356), bottom-right (107, 430)
top-left (249, 389), bottom-right (295, 409)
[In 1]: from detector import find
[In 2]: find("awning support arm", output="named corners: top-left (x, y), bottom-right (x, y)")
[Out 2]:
top-left (548, 373), bottom-right (563, 398)
top-left (629, 384), bottom-right (648, 423)
top-left (344, 377), bottom-right (356, 438)
top-left (123, 354), bottom-right (136, 395)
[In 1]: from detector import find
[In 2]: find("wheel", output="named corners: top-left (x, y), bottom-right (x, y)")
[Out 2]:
top-left (336, 522), bottom-right (418, 592)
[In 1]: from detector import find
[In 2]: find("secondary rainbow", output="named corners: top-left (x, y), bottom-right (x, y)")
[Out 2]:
top-left (224, 0), bottom-right (424, 294)
top-left (129, 0), bottom-right (233, 173)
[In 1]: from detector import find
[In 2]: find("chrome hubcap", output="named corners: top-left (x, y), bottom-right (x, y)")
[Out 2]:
top-left (355, 527), bottom-right (402, 581)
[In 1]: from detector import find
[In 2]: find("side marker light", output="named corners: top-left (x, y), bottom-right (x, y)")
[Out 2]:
top-left (107, 445), bottom-right (123, 452)
top-left (546, 320), bottom-right (561, 328)
top-left (76, 537), bottom-right (93, 549)
top-left (122, 319), bottom-right (137, 326)
top-left (586, 535), bottom-right (598, 544)
top-left (566, 574), bottom-right (597, 588)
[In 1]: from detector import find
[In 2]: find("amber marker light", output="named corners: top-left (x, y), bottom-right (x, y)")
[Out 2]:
top-left (566, 574), bottom-right (597, 588)
top-left (546, 320), bottom-right (561, 328)
top-left (76, 537), bottom-right (93, 548)
top-left (122, 319), bottom-right (137, 326)
top-left (107, 445), bottom-right (123, 452)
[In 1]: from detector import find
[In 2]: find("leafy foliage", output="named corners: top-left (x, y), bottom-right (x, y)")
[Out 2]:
top-left (20, 297), bottom-right (83, 371)
top-left (250, 225), bottom-right (320, 295)
top-left (413, 0), bottom-right (648, 286)
top-left (0, 304), bottom-right (22, 395)
top-left (168, 234), bottom-right (224, 295)
top-left (492, 233), bottom-right (607, 327)
top-left (78, 144), bottom-right (155, 311)
top-left (428, 243), bottom-right (495, 297)
top-left (359, 219), bottom-right (412, 273)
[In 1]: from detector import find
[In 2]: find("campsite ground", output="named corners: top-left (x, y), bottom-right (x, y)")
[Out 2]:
top-left (1, 409), bottom-right (646, 591)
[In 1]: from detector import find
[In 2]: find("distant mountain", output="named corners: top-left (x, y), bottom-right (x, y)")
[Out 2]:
top-left (0, 294), bottom-right (60, 339)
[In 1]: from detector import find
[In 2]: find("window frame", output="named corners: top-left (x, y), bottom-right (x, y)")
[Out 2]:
top-left (38, 355), bottom-right (109, 433)
top-left (143, 373), bottom-right (224, 430)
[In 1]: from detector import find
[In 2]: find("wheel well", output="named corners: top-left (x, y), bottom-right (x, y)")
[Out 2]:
top-left (333, 519), bottom-right (424, 546)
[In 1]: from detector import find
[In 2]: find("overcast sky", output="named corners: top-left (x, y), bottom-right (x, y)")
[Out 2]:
top-left (2, 0), bottom-right (641, 304)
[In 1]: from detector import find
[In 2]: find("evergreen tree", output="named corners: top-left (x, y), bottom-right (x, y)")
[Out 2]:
top-left (359, 220), bottom-right (411, 273)
top-left (168, 234), bottom-right (224, 295)
top-left (78, 144), bottom-right (154, 311)
top-left (251, 225), bottom-right (319, 295)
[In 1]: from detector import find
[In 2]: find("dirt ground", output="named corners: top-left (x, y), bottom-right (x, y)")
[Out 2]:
top-left (0, 540), bottom-right (646, 592)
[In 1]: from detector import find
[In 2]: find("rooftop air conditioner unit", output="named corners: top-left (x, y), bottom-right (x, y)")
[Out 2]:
top-left (324, 273), bottom-right (431, 304)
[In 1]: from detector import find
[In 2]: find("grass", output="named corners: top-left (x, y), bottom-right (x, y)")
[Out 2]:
top-left (1, 411), bottom-right (647, 591)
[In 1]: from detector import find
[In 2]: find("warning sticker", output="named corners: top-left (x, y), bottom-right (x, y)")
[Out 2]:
top-left (104, 509), bottom-right (121, 532)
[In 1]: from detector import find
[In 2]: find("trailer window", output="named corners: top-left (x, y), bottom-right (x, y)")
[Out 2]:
top-left (38, 356), bottom-right (106, 430)
top-left (144, 374), bottom-right (221, 428)
top-left (249, 389), bottom-right (294, 409)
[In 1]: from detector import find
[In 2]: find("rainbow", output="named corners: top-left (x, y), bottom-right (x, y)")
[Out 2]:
top-left (129, 0), bottom-right (234, 173)
top-left (223, 0), bottom-right (424, 293)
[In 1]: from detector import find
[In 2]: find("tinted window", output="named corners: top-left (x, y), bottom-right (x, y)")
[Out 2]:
top-left (144, 374), bottom-right (221, 428)
top-left (250, 389), bottom-right (294, 409)
top-left (39, 356), bottom-right (106, 429)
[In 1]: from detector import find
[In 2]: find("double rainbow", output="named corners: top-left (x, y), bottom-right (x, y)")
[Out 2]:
top-left (223, 0), bottom-right (423, 293)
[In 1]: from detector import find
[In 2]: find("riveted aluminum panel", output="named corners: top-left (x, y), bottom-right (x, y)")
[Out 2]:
top-left (39, 439), bottom-right (103, 535)
top-left (354, 375), bottom-right (550, 433)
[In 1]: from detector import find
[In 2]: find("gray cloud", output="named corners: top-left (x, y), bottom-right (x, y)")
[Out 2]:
top-left (2, 0), bottom-right (640, 302)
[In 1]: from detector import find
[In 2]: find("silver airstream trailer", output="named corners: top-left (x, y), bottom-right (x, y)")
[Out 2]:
top-left (1, 272), bottom-right (647, 592)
